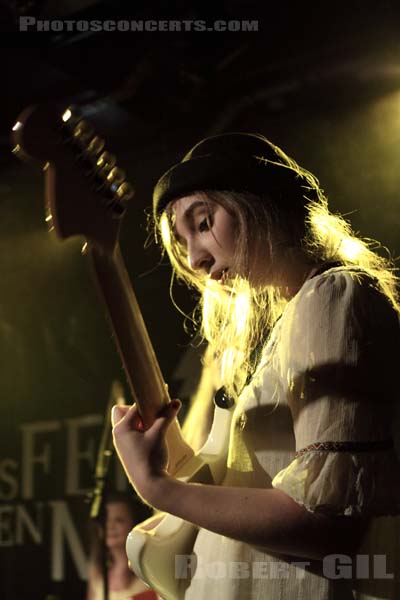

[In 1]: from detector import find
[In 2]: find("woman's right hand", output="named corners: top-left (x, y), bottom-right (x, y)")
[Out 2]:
top-left (111, 401), bottom-right (181, 504)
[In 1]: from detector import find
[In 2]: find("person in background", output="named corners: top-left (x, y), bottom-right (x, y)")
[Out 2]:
top-left (86, 492), bottom-right (158, 600)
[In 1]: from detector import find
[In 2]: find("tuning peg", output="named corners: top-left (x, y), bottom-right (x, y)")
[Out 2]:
top-left (86, 135), bottom-right (105, 156)
top-left (73, 120), bottom-right (94, 143)
top-left (115, 181), bottom-right (134, 203)
top-left (61, 105), bottom-right (80, 124)
top-left (96, 151), bottom-right (117, 171)
top-left (110, 182), bottom-right (134, 219)
top-left (106, 166), bottom-right (126, 186)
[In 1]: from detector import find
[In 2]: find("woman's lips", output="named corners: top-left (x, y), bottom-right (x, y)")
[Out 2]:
top-left (210, 268), bottom-right (229, 284)
top-left (219, 268), bottom-right (229, 284)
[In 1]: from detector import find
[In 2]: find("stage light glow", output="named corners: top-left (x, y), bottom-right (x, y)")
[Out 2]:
top-left (12, 121), bottom-right (23, 131)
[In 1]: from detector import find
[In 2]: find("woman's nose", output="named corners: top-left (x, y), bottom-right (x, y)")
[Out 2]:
top-left (188, 243), bottom-right (214, 274)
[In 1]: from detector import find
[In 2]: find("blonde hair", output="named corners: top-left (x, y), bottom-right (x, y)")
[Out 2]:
top-left (154, 143), bottom-right (399, 400)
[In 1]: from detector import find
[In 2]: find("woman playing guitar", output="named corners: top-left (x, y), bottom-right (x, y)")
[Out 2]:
top-left (111, 133), bottom-right (399, 599)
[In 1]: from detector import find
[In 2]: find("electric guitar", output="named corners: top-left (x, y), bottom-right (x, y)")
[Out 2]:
top-left (12, 104), bottom-right (234, 600)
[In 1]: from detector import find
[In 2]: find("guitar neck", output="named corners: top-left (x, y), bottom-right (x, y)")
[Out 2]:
top-left (87, 243), bottom-right (195, 473)
top-left (12, 102), bottom-right (194, 473)
top-left (88, 243), bottom-right (168, 427)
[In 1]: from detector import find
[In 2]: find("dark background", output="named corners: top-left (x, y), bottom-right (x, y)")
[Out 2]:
top-left (1, 1), bottom-right (400, 598)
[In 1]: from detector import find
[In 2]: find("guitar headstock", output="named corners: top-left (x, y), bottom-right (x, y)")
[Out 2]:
top-left (11, 104), bottom-right (134, 254)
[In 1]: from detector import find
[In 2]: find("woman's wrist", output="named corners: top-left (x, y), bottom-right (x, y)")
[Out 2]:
top-left (137, 471), bottom-right (182, 511)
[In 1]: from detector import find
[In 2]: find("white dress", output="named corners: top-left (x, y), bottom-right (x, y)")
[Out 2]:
top-left (183, 267), bottom-right (400, 599)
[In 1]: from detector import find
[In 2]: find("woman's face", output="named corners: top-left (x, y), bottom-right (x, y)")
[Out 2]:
top-left (173, 194), bottom-right (238, 284)
top-left (105, 502), bottom-right (134, 550)
top-left (173, 194), bottom-right (271, 287)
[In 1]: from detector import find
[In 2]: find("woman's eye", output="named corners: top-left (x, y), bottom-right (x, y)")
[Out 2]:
top-left (198, 216), bottom-right (211, 232)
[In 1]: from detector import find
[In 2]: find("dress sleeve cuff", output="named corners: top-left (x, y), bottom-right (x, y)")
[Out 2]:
top-left (272, 444), bottom-right (400, 516)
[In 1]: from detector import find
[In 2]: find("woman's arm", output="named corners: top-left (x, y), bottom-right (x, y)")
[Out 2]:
top-left (112, 402), bottom-right (367, 562)
top-left (142, 476), bottom-right (366, 561)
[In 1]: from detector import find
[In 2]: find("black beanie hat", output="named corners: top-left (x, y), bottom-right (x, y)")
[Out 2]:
top-left (153, 132), bottom-right (307, 219)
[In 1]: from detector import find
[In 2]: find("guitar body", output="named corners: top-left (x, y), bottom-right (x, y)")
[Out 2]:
top-left (127, 403), bottom-right (233, 600)
top-left (130, 515), bottom-right (198, 600)
top-left (11, 104), bottom-right (233, 600)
